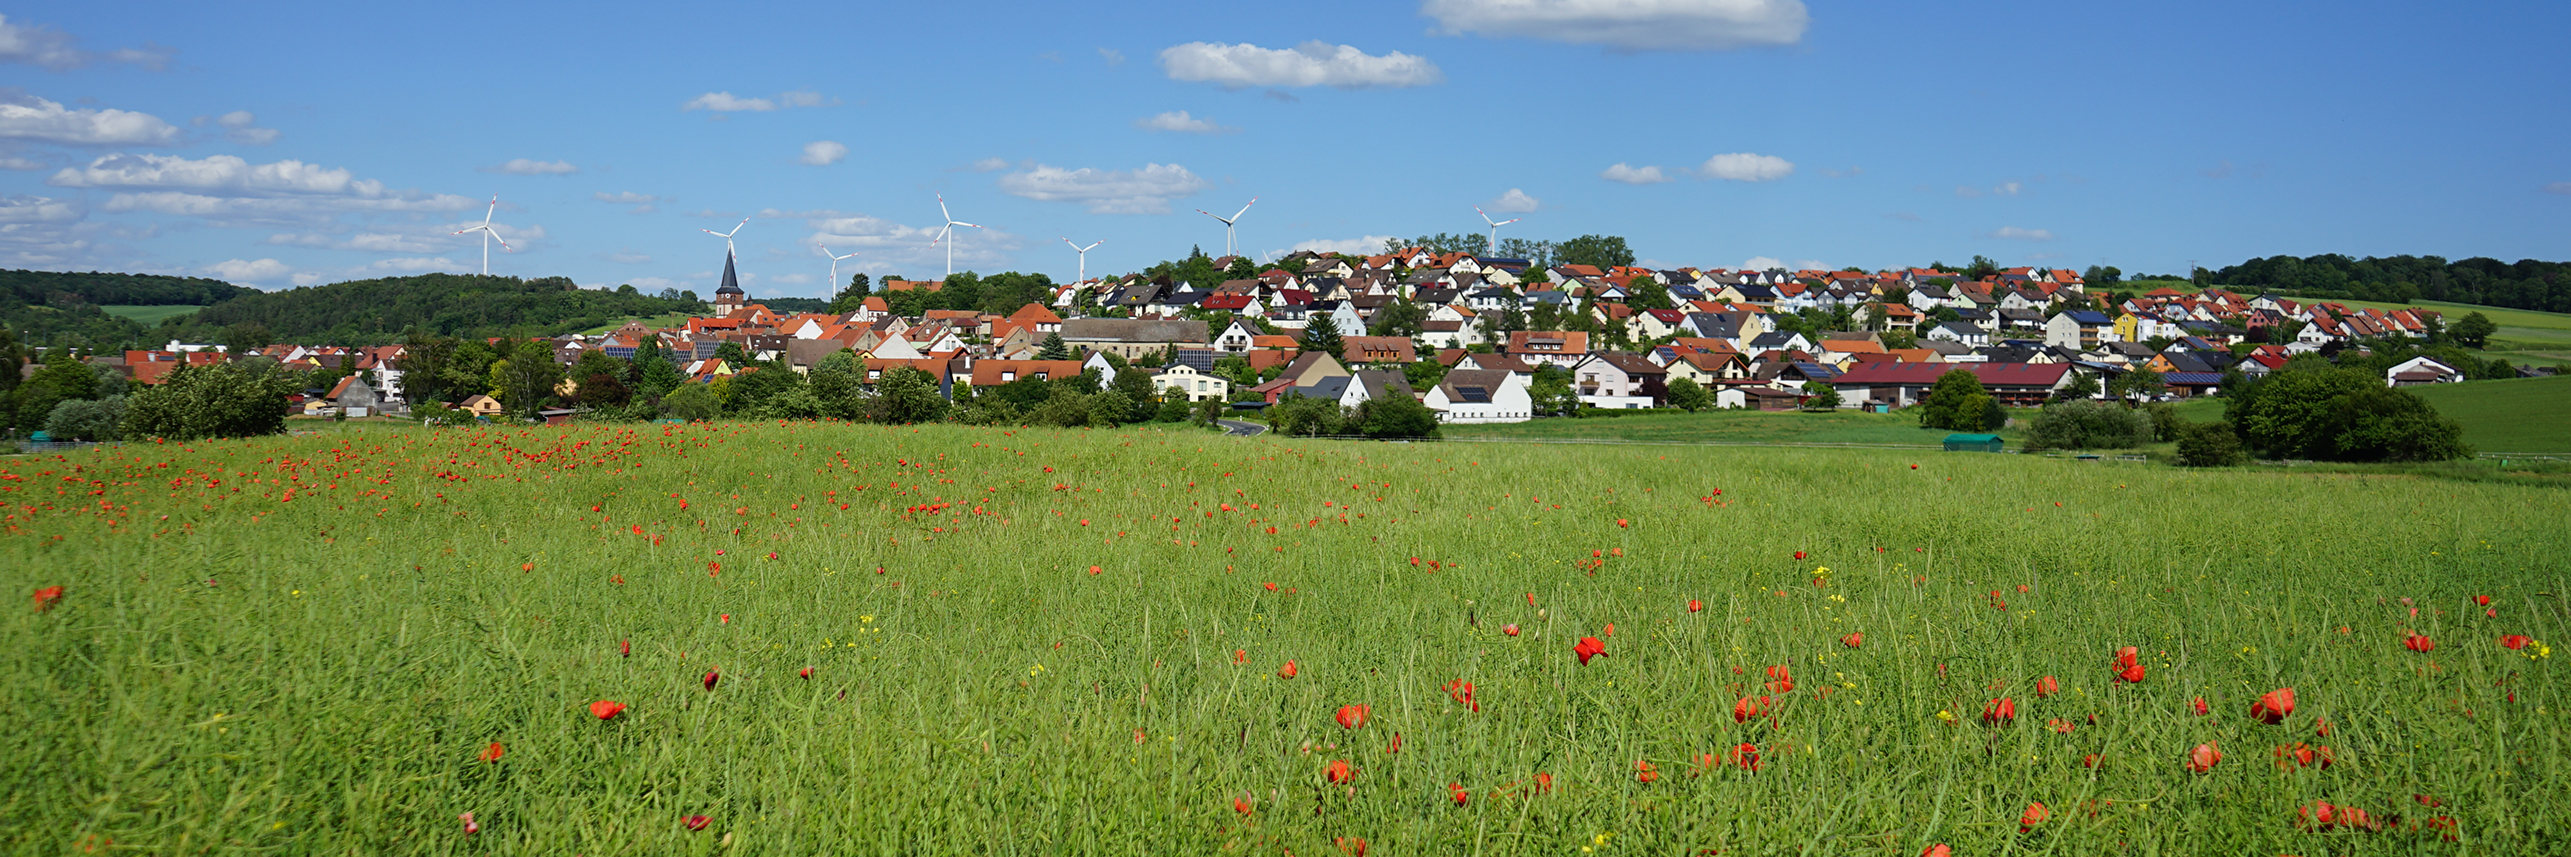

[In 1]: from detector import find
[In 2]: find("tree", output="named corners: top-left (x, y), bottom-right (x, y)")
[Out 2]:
top-left (1353, 393), bottom-right (1440, 439)
top-left (2173, 420), bottom-right (2247, 466)
top-left (632, 339), bottom-right (684, 400)
top-left (1665, 377), bottom-right (1713, 412)
top-left (661, 383), bottom-right (721, 421)
top-left (221, 322), bottom-right (273, 356)
top-left (2449, 311), bottom-right (2497, 349)
top-left (1625, 278), bottom-right (1675, 311)
top-left (2054, 371), bottom-right (2102, 402)
top-left (1800, 382), bottom-right (1840, 411)
top-left (827, 272), bottom-right (873, 314)
top-left (1191, 395), bottom-right (1226, 427)
top-left (1370, 297), bottom-right (1426, 338)
top-left (2321, 385), bottom-right (2470, 462)
top-left (121, 361), bottom-right (298, 441)
top-left (1267, 394), bottom-right (1345, 437)
top-left (45, 395), bottom-right (126, 441)
top-left (1916, 370), bottom-right (1993, 430)
top-left (12, 353), bottom-right (100, 432)
top-left (491, 341), bottom-right (563, 419)
top-left (2226, 366), bottom-right (2375, 459)
top-left (1301, 314), bottom-right (1346, 359)
top-left (2106, 368), bottom-right (2165, 402)
top-left (2082, 265), bottom-right (2123, 289)
top-left (1530, 365), bottom-right (1580, 417)
top-left (868, 366), bottom-right (949, 424)
top-left (1035, 332), bottom-right (1074, 361)
top-left (1965, 255), bottom-right (2000, 281)
top-left (1555, 235), bottom-right (1635, 271)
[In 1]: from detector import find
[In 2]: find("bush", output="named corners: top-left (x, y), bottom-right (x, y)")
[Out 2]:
top-left (121, 362), bottom-right (298, 441)
top-left (1918, 370), bottom-right (1993, 430)
top-left (44, 395), bottom-right (126, 441)
top-left (2174, 421), bottom-right (2247, 467)
top-left (2323, 386), bottom-right (2471, 462)
top-left (661, 384), bottom-right (721, 421)
top-left (1665, 378), bottom-right (1712, 412)
top-left (2024, 399), bottom-right (2153, 450)
top-left (2143, 403), bottom-right (2182, 442)
top-left (1268, 394), bottom-right (1346, 437)
top-left (2228, 365), bottom-right (2470, 462)
top-left (952, 397), bottom-right (1021, 426)
top-left (1801, 382), bottom-right (1840, 411)
top-left (1353, 393), bottom-right (1440, 439)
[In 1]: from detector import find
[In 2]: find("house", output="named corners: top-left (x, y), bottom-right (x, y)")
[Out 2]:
top-left (1213, 318), bottom-right (1262, 353)
top-left (1745, 331), bottom-right (1813, 354)
top-left (1826, 362), bottom-right (2072, 408)
top-left (458, 394), bottom-right (507, 419)
top-left (1424, 369), bottom-right (1533, 423)
top-left (327, 375), bottom-right (382, 416)
top-left (1341, 336), bottom-right (1416, 366)
top-left (1505, 330), bottom-right (1591, 367)
top-left (1714, 385), bottom-right (1806, 411)
top-left (2385, 355), bottom-right (2464, 386)
top-left (1339, 370), bottom-right (1416, 409)
top-left (1926, 322), bottom-right (1991, 348)
top-left (1058, 318), bottom-right (1209, 360)
top-left (1276, 351), bottom-right (1352, 388)
top-left (2045, 311), bottom-right (2118, 350)
top-left (1150, 364), bottom-right (1232, 402)
top-left (1572, 351), bottom-right (1668, 409)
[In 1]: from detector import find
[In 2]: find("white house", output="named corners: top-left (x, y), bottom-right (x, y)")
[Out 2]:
top-left (1150, 364), bottom-right (1231, 402)
top-left (2384, 355), bottom-right (2464, 386)
top-left (1423, 369), bottom-right (1532, 423)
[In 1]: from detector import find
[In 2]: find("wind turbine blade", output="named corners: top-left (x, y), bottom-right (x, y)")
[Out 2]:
top-left (1231, 197), bottom-right (1258, 221)
top-left (1196, 209), bottom-right (1229, 225)
top-left (726, 217), bottom-right (749, 237)
top-left (938, 195), bottom-right (952, 222)
top-left (1498, 217), bottom-right (1522, 227)
top-left (484, 196), bottom-right (498, 224)
top-left (495, 236), bottom-right (513, 252)
top-left (952, 221), bottom-right (982, 229)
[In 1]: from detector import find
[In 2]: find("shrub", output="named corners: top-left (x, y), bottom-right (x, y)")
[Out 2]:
top-left (1268, 394), bottom-right (1346, 437)
top-left (121, 362), bottom-right (298, 441)
top-left (44, 395), bottom-right (126, 442)
top-left (1801, 382), bottom-right (1841, 411)
top-left (2025, 399), bottom-right (2153, 450)
top-left (2174, 421), bottom-right (2248, 467)
top-left (1665, 378), bottom-right (1712, 412)
top-left (1918, 370), bottom-right (1993, 430)
top-left (661, 384), bottom-right (721, 421)
top-left (2323, 386), bottom-right (2471, 462)
top-left (1353, 394), bottom-right (1439, 439)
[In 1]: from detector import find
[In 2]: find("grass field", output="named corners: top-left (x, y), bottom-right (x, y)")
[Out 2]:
top-left (2308, 297), bottom-right (2571, 367)
top-left (6, 423), bottom-right (2566, 854)
top-left (2413, 375), bottom-right (2571, 453)
top-left (579, 312), bottom-right (696, 336)
top-left (100, 304), bottom-right (205, 326)
top-left (1442, 409), bottom-right (2024, 447)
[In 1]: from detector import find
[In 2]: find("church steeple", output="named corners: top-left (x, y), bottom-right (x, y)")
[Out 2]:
top-left (714, 250), bottom-right (746, 315)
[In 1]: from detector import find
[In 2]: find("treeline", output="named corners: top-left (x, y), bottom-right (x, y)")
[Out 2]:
top-left (183, 274), bottom-right (706, 345)
top-left (2213, 254), bottom-right (2569, 313)
top-left (0, 269), bottom-right (256, 350)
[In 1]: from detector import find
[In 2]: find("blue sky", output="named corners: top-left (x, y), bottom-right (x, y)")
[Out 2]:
top-left (4, 1), bottom-right (2565, 298)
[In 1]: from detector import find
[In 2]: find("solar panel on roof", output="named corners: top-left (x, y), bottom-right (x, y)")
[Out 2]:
top-left (1455, 386), bottom-right (1490, 403)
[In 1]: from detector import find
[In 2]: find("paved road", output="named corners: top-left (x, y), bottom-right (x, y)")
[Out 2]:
top-left (1215, 419), bottom-right (1268, 437)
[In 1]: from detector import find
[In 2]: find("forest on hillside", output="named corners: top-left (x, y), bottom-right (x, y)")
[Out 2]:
top-left (0, 270), bottom-right (258, 348)
top-left (181, 274), bottom-right (707, 345)
top-left (2212, 255), bottom-right (2568, 312)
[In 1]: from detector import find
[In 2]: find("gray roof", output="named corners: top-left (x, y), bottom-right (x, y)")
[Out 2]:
top-left (1060, 318), bottom-right (1208, 344)
top-left (1291, 376), bottom-right (1353, 401)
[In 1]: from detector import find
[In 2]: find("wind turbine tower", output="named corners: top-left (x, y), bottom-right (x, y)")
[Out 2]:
top-left (1061, 238), bottom-right (1102, 284)
top-left (700, 217), bottom-right (749, 314)
top-left (452, 196), bottom-right (513, 275)
top-left (926, 195), bottom-right (985, 279)
top-left (823, 246), bottom-right (858, 296)
top-left (1195, 197), bottom-right (1257, 258)
top-left (1476, 206), bottom-right (1522, 255)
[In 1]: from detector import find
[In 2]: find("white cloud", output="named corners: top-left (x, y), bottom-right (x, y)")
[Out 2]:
top-left (2545, 182), bottom-right (2571, 195)
top-left (770, 273), bottom-right (815, 285)
top-left (210, 111), bottom-right (281, 145)
top-left (967, 157), bottom-right (1011, 172)
top-left (1160, 41), bottom-right (1443, 89)
top-left (50, 153), bottom-right (476, 226)
top-left (484, 158), bottom-right (577, 175)
top-left (1098, 47), bottom-right (1126, 66)
top-left (0, 193), bottom-right (80, 223)
top-left (290, 272), bottom-right (326, 286)
top-left (206, 258), bottom-right (292, 283)
top-left (996, 162), bottom-right (1210, 214)
top-left (366, 256), bottom-right (468, 274)
top-left (800, 140), bottom-right (847, 166)
top-left (0, 14), bottom-right (173, 70)
top-left (0, 155), bottom-right (46, 170)
top-left (607, 251), bottom-right (651, 264)
top-left (788, 210), bottom-right (1020, 271)
top-left (777, 91), bottom-right (827, 108)
top-left (260, 220), bottom-right (545, 254)
top-left (1288, 236), bottom-right (1400, 256)
top-left (1986, 226), bottom-right (2054, 241)
top-left (1600, 162), bottom-right (1672, 184)
top-left (1422, 0), bottom-right (1808, 51)
top-left (1956, 181), bottom-right (2022, 198)
top-left (594, 191), bottom-right (659, 214)
top-left (0, 91), bottom-right (180, 146)
top-left (1486, 187), bottom-right (1540, 212)
top-left (1698, 152), bottom-right (1793, 182)
top-left (1134, 110), bottom-right (1238, 134)
top-left (1741, 257), bottom-right (1784, 271)
top-left (684, 92), bottom-right (774, 112)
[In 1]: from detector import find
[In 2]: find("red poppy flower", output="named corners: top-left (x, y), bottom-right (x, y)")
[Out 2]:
top-left (1837, 631), bottom-right (1863, 649)
top-left (1687, 599), bottom-right (1704, 613)
top-left (1634, 759), bottom-right (1658, 783)
top-left (1263, 582), bottom-right (1278, 591)
top-left (1921, 846), bottom-right (1951, 857)
top-left (1089, 565), bottom-right (1102, 575)
top-left (1602, 622), bottom-right (1616, 636)
top-left (31, 585), bottom-right (63, 612)
top-left (1733, 696), bottom-right (1768, 723)
top-left (1574, 636), bottom-right (1607, 665)
top-left (1233, 648), bottom-right (1249, 664)
top-left (1448, 782), bottom-right (1470, 806)
top-left (2502, 634), bottom-right (2532, 650)
top-left (1617, 518), bottom-right (1629, 528)
top-left (2251, 687), bottom-right (2295, 724)
top-left (2081, 753), bottom-right (2101, 769)
top-left (2476, 594), bottom-right (2492, 606)
top-left (1444, 679), bottom-right (1478, 711)
top-left (1325, 759), bottom-right (1354, 784)
top-left (1234, 793), bottom-right (1254, 815)
top-left (703, 669), bottom-right (719, 691)
top-left (1981, 697), bottom-right (2016, 725)
top-left (1278, 660), bottom-right (1298, 679)
top-left (2116, 663), bottom-right (2146, 684)
top-left (1793, 550), bottom-right (1807, 560)
top-left (2046, 718), bottom-right (2074, 734)
top-left (2192, 696), bottom-right (2210, 717)
top-left (2035, 676), bottom-right (2059, 697)
top-left (1335, 704), bottom-right (1371, 730)
top-left (1387, 732), bottom-right (1403, 754)
top-left (683, 815), bottom-right (710, 831)
top-left (798, 666), bottom-right (814, 679)
top-left (2113, 646), bottom-right (2138, 667)
top-left (1335, 836), bottom-right (1369, 856)
top-left (2403, 634), bottom-right (2436, 653)
top-left (590, 700), bottom-right (626, 720)
top-left (1502, 624), bottom-right (1520, 636)
top-left (2019, 802), bottom-right (2049, 831)
top-left (1727, 742), bottom-right (1763, 771)
top-left (2185, 741), bottom-right (2221, 772)
top-left (480, 742), bottom-right (504, 762)
top-left (620, 640), bottom-right (631, 657)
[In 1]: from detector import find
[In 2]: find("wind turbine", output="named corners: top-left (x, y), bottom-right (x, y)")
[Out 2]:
top-left (700, 217), bottom-right (750, 259)
top-left (1475, 206), bottom-right (1522, 256)
top-left (451, 196), bottom-right (512, 275)
top-left (1194, 197), bottom-right (1257, 258)
top-left (1061, 237), bottom-right (1102, 284)
top-left (924, 195), bottom-right (984, 278)
top-left (822, 246), bottom-right (859, 296)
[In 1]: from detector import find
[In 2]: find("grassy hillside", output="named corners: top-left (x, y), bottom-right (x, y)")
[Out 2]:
top-left (1441, 409), bottom-right (2007, 447)
top-left (2308, 297), bottom-right (2571, 367)
top-left (5, 423), bottom-right (2560, 853)
top-left (2412, 374), bottom-right (2571, 453)
top-left (102, 304), bottom-right (205, 327)
top-left (183, 273), bottom-right (707, 345)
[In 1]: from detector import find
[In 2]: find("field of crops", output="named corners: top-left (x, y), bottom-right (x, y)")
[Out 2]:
top-left (6, 422), bottom-right (2565, 854)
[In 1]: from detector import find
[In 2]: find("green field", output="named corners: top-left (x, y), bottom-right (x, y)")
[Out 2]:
top-left (100, 304), bottom-right (205, 327)
top-left (2307, 297), bottom-right (2571, 366)
top-left (1442, 408), bottom-right (2019, 447)
top-left (6, 424), bottom-right (2565, 854)
top-left (579, 312), bottom-right (696, 335)
top-left (2413, 375), bottom-right (2571, 453)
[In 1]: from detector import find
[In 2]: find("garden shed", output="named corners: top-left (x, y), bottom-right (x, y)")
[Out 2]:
top-left (1943, 433), bottom-right (2005, 453)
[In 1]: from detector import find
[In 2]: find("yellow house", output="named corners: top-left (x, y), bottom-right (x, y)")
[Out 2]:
top-left (458, 394), bottom-right (506, 418)
top-left (2113, 312), bottom-right (2142, 343)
